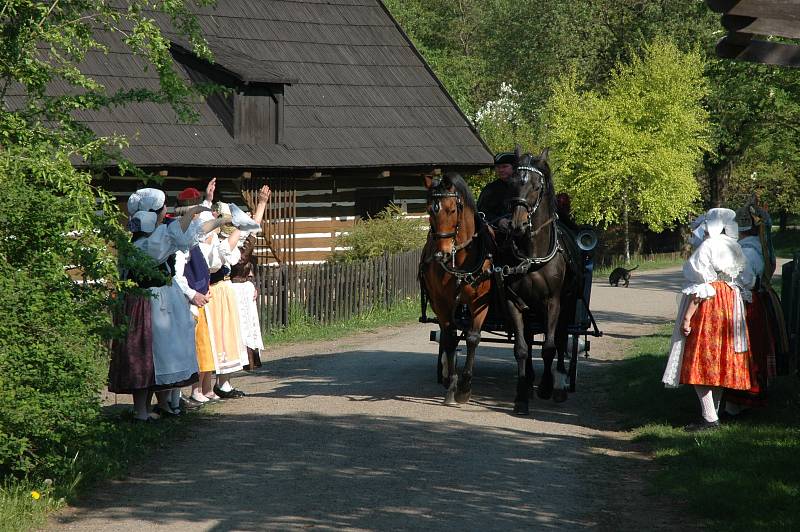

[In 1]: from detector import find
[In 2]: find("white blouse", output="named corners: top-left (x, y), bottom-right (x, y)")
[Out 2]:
top-left (682, 235), bottom-right (749, 299)
top-left (738, 235), bottom-right (764, 290)
top-left (134, 219), bottom-right (204, 265)
top-left (203, 236), bottom-right (241, 273)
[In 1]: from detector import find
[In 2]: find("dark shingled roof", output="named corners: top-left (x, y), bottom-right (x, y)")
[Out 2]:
top-left (56, 0), bottom-right (493, 170)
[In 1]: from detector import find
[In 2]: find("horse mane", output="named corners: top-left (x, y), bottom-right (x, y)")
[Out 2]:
top-left (441, 172), bottom-right (477, 213)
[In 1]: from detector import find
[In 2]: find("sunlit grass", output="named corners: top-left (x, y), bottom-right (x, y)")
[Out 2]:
top-left (606, 324), bottom-right (800, 531)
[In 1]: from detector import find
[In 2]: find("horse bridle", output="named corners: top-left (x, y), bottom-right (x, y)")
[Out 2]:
top-left (428, 188), bottom-right (463, 241)
top-left (507, 164), bottom-right (545, 228)
top-left (501, 161), bottom-right (561, 273)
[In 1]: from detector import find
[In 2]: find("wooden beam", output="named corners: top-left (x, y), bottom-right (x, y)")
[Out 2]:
top-left (381, 170), bottom-right (390, 178)
top-left (242, 171), bottom-right (252, 179)
top-left (717, 35), bottom-right (800, 67)
top-left (311, 171), bottom-right (322, 178)
top-left (158, 170), bottom-right (168, 177)
top-left (708, 0), bottom-right (800, 21)
top-left (432, 168), bottom-right (442, 176)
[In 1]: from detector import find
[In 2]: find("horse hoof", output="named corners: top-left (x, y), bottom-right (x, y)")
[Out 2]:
top-left (553, 389), bottom-right (568, 403)
top-left (455, 389), bottom-right (471, 404)
top-left (513, 401), bottom-right (530, 415)
top-left (443, 398), bottom-right (458, 407)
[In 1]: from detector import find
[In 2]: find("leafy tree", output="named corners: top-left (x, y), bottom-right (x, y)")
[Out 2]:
top-left (0, 0), bottom-right (211, 480)
top-left (545, 38), bottom-right (710, 261)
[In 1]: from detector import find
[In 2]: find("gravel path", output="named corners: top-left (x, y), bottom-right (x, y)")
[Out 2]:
top-left (52, 267), bottom-right (698, 531)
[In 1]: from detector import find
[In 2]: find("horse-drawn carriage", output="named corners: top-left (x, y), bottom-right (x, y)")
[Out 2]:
top-left (419, 148), bottom-right (603, 414)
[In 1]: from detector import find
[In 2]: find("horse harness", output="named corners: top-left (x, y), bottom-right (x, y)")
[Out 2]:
top-left (501, 164), bottom-right (563, 277)
top-left (424, 187), bottom-right (494, 289)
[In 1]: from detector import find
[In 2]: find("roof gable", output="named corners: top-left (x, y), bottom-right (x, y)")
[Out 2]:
top-left (69, 0), bottom-right (493, 170)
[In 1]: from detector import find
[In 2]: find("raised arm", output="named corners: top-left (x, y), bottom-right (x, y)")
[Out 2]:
top-left (252, 185), bottom-right (271, 226)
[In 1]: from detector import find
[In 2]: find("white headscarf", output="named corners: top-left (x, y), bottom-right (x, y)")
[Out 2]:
top-left (127, 188), bottom-right (166, 233)
top-left (705, 207), bottom-right (739, 240)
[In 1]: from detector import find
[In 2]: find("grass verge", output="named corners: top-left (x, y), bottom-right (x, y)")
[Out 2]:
top-left (1, 409), bottom-right (199, 532)
top-left (606, 324), bottom-right (800, 531)
top-left (773, 228), bottom-right (800, 260)
top-left (266, 297), bottom-right (419, 345)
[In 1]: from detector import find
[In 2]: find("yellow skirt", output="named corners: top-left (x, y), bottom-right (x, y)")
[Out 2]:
top-left (205, 281), bottom-right (246, 374)
top-left (195, 306), bottom-right (215, 373)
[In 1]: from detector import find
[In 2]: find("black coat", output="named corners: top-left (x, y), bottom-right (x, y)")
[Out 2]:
top-left (476, 179), bottom-right (510, 223)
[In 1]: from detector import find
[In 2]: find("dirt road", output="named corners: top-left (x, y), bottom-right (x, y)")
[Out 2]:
top-left (53, 267), bottom-right (692, 531)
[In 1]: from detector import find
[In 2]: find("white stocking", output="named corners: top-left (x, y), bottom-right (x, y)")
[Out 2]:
top-left (694, 385), bottom-right (722, 422)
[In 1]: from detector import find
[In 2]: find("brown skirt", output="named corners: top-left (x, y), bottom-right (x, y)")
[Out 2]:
top-left (108, 294), bottom-right (154, 393)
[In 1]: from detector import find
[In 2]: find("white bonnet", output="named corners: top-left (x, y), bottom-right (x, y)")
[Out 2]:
top-left (705, 208), bottom-right (738, 239)
top-left (127, 188), bottom-right (166, 234)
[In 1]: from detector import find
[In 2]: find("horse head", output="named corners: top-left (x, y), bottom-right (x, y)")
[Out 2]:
top-left (424, 172), bottom-right (470, 257)
top-left (508, 148), bottom-right (552, 236)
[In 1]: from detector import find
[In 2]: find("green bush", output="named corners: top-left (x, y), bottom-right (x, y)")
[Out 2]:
top-left (330, 205), bottom-right (428, 262)
top-left (0, 174), bottom-right (109, 479)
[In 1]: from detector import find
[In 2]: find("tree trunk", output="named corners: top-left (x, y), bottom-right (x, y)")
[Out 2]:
top-left (780, 211), bottom-right (788, 232)
top-left (707, 160), bottom-right (731, 208)
top-left (623, 191), bottom-right (630, 263)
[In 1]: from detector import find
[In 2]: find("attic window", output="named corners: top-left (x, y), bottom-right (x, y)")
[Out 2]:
top-left (234, 85), bottom-right (284, 145)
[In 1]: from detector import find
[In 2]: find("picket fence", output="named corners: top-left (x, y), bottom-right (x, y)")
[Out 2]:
top-left (255, 250), bottom-right (422, 332)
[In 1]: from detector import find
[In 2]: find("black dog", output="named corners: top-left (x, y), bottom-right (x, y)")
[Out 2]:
top-left (609, 265), bottom-right (638, 287)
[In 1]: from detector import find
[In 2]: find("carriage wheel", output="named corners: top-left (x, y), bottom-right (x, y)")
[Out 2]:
top-left (568, 334), bottom-right (579, 392)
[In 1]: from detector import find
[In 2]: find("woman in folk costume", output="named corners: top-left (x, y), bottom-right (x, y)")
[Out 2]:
top-left (662, 208), bottom-right (755, 431)
top-left (172, 185), bottom-right (216, 405)
top-left (229, 185), bottom-right (271, 371)
top-left (724, 199), bottom-right (789, 414)
top-left (202, 200), bottom-right (256, 399)
top-left (108, 188), bottom-right (223, 422)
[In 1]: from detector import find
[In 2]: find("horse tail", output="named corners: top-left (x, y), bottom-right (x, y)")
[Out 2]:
top-left (628, 265), bottom-right (639, 272)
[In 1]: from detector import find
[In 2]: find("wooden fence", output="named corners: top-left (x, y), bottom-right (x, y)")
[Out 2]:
top-left (255, 250), bottom-right (422, 332)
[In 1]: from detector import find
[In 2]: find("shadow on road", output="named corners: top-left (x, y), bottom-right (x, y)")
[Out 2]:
top-left (56, 410), bottom-right (648, 531)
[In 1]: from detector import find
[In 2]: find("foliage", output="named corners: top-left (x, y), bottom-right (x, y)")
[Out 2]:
top-left (330, 205), bottom-right (428, 262)
top-left (544, 38), bottom-right (710, 232)
top-left (0, 0), bottom-right (212, 488)
top-left (606, 325), bottom-right (800, 531)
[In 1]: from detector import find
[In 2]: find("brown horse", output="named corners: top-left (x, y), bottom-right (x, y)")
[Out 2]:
top-left (420, 172), bottom-right (493, 405)
top-left (500, 148), bottom-right (581, 414)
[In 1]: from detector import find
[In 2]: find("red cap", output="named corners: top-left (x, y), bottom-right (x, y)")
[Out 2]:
top-left (176, 187), bottom-right (203, 206)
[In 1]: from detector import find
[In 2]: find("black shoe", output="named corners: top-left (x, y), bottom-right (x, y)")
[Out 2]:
top-left (684, 419), bottom-right (720, 432)
top-left (213, 385), bottom-right (246, 399)
top-left (153, 405), bottom-right (181, 417)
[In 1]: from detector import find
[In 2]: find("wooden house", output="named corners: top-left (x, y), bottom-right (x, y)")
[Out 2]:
top-left (77, 0), bottom-right (492, 263)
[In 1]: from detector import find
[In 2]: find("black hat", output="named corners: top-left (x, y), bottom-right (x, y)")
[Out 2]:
top-left (494, 152), bottom-right (515, 166)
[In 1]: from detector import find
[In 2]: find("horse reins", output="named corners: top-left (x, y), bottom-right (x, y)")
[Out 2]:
top-left (427, 186), bottom-right (492, 287)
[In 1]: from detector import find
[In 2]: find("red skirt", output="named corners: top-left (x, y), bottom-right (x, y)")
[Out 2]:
top-left (727, 291), bottom-right (776, 406)
top-left (680, 281), bottom-right (752, 390)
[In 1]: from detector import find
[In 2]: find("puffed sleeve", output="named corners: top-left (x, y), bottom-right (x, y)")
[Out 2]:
top-left (134, 219), bottom-right (203, 264)
top-left (172, 250), bottom-right (196, 301)
top-left (682, 240), bottom-right (717, 299)
top-left (218, 238), bottom-right (241, 267)
top-left (205, 239), bottom-right (224, 273)
top-left (738, 246), bottom-right (762, 292)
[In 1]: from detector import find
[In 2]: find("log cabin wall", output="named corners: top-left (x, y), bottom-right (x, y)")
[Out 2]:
top-left (99, 167), bottom-right (430, 265)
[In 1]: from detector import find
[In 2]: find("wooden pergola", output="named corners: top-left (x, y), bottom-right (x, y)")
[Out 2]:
top-left (708, 0), bottom-right (800, 66)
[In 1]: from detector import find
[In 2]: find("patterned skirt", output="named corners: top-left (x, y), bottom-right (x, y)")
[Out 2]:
top-left (680, 281), bottom-right (752, 390)
top-left (727, 291), bottom-right (777, 405)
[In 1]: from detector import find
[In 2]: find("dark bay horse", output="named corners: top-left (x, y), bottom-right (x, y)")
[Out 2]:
top-left (420, 173), bottom-right (493, 405)
top-left (501, 148), bottom-right (581, 414)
